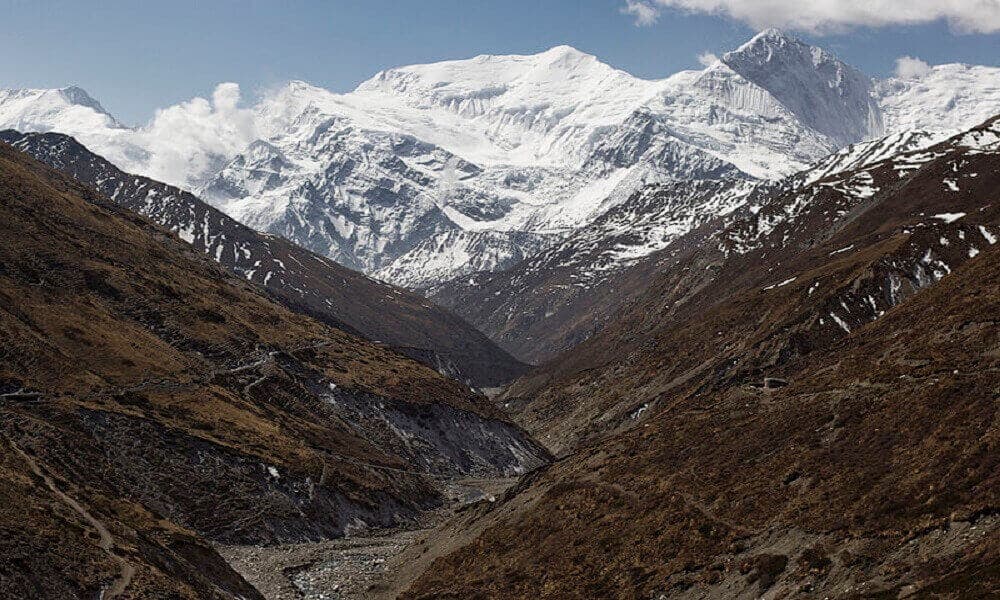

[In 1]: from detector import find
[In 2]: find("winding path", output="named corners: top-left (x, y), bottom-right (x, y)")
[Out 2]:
top-left (8, 439), bottom-right (135, 598)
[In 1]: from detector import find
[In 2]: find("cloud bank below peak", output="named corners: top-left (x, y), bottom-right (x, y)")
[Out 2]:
top-left (134, 82), bottom-right (259, 188)
top-left (622, 0), bottom-right (1000, 34)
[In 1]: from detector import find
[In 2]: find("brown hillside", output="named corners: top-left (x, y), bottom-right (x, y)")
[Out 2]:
top-left (0, 142), bottom-right (546, 598)
top-left (403, 120), bottom-right (1000, 599)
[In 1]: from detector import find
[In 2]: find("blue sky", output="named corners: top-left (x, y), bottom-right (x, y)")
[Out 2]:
top-left (3, 0), bottom-right (999, 125)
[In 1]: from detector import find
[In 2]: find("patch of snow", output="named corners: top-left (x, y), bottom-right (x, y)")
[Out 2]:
top-left (830, 312), bottom-right (851, 333)
top-left (932, 212), bottom-right (966, 224)
top-left (979, 225), bottom-right (997, 245)
top-left (763, 276), bottom-right (796, 291)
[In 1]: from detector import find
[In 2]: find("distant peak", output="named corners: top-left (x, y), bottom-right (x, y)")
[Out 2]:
top-left (283, 79), bottom-right (323, 91)
top-left (537, 44), bottom-right (599, 65)
top-left (542, 44), bottom-right (589, 57)
top-left (723, 27), bottom-right (846, 71)
top-left (720, 29), bottom-right (880, 146)
top-left (277, 80), bottom-right (330, 100)
top-left (355, 45), bottom-right (612, 95)
top-left (463, 45), bottom-right (596, 65)
top-left (727, 28), bottom-right (801, 58)
top-left (58, 85), bottom-right (111, 115)
top-left (755, 27), bottom-right (792, 41)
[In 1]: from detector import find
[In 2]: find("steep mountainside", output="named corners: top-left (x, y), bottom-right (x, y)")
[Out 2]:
top-left (401, 117), bottom-right (1000, 600)
top-left (376, 229), bottom-right (554, 291)
top-left (0, 130), bottom-right (525, 387)
top-left (0, 142), bottom-right (547, 598)
top-left (506, 116), bottom-right (1000, 453)
top-left (5, 31), bottom-right (996, 289)
top-left (429, 177), bottom-right (755, 362)
top-left (407, 242), bottom-right (1000, 600)
top-left (720, 29), bottom-right (883, 146)
top-left (431, 129), bottom-right (941, 364)
top-left (198, 69), bottom-right (749, 285)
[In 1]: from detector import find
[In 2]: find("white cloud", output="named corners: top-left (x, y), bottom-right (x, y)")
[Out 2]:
top-left (629, 0), bottom-right (1000, 33)
top-left (621, 0), bottom-right (660, 26)
top-left (895, 55), bottom-right (933, 78)
top-left (697, 51), bottom-right (719, 67)
top-left (133, 83), bottom-right (259, 190)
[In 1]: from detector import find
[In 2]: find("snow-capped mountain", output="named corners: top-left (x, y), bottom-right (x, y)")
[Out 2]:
top-left (2, 30), bottom-right (999, 290)
top-left (0, 86), bottom-right (121, 132)
top-left (876, 63), bottom-right (1000, 133)
top-left (720, 29), bottom-right (883, 146)
top-left (428, 125), bottom-right (950, 362)
top-left (0, 129), bottom-right (528, 387)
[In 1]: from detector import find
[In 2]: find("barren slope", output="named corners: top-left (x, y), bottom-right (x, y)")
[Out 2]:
top-left (0, 130), bottom-right (526, 388)
top-left (401, 118), bottom-right (1000, 599)
top-left (0, 142), bottom-right (546, 598)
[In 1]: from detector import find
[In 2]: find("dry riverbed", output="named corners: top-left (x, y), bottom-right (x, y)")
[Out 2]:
top-left (217, 478), bottom-right (518, 599)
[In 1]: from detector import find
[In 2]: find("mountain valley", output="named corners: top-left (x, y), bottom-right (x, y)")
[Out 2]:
top-left (0, 143), bottom-right (546, 598)
top-left (1, 22), bottom-right (998, 600)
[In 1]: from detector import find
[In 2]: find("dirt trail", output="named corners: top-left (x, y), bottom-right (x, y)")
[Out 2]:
top-left (8, 439), bottom-right (135, 599)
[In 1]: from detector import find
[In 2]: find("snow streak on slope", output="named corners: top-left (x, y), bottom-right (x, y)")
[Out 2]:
top-left (375, 230), bottom-right (555, 290)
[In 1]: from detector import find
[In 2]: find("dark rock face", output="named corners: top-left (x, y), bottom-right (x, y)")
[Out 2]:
top-left (403, 118), bottom-right (1000, 599)
top-left (0, 129), bottom-right (527, 388)
top-left (0, 142), bottom-right (547, 597)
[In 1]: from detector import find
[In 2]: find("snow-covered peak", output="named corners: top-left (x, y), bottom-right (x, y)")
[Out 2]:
top-left (726, 28), bottom-right (841, 70)
top-left (356, 45), bottom-right (623, 98)
top-left (731, 27), bottom-right (796, 52)
top-left (58, 86), bottom-right (114, 117)
top-left (352, 45), bottom-right (661, 152)
top-left (723, 29), bottom-right (883, 146)
top-left (0, 86), bottom-right (123, 133)
top-left (876, 63), bottom-right (1000, 135)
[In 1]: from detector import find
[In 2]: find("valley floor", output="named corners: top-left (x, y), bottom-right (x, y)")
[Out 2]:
top-left (217, 477), bottom-right (519, 599)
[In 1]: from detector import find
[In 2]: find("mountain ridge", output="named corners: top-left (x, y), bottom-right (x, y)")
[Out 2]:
top-left (401, 113), bottom-right (1000, 600)
top-left (0, 138), bottom-right (548, 597)
top-left (0, 129), bottom-right (526, 387)
top-left (3, 32), bottom-right (1000, 289)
